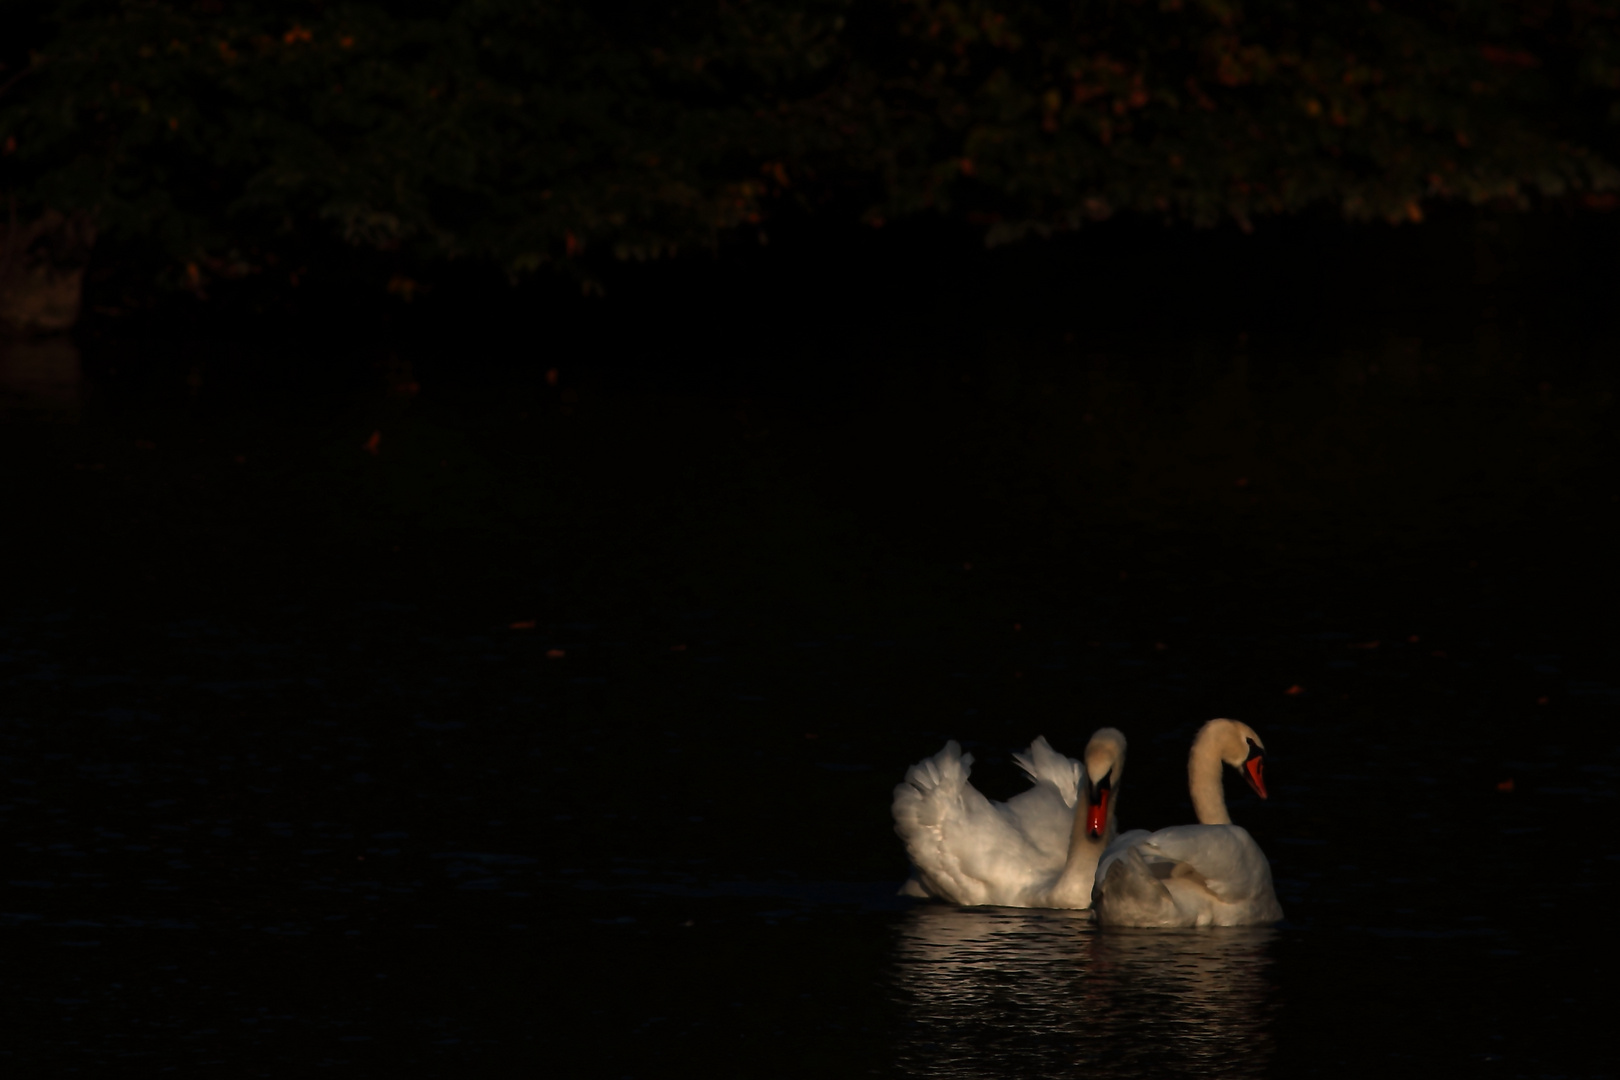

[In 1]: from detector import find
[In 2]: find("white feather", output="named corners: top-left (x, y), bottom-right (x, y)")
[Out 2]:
top-left (892, 729), bottom-right (1125, 909)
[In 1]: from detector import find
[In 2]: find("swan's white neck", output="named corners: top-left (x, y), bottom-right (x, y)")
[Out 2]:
top-left (1188, 730), bottom-right (1232, 825)
top-left (1046, 766), bottom-right (1119, 905)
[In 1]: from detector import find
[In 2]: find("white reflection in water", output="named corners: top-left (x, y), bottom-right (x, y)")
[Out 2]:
top-left (892, 905), bottom-right (1278, 1079)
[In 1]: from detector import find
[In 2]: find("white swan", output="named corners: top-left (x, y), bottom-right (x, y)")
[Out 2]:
top-left (1090, 718), bottom-right (1284, 928)
top-left (892, 728), bottom-right (1126, 908)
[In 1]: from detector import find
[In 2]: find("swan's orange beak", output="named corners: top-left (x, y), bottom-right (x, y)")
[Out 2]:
top-left (1086, 788), bottom-right (1109, 838)
top-left (1243, 755), bottom-right (1268, 800)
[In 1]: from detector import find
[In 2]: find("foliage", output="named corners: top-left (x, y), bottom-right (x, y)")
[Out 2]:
top-left (3, 0), bottom-right (1618, 290)
top-left (876, 0), bottom-right (1620, 237)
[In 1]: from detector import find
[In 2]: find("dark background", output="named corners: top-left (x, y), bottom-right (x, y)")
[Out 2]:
top-left (5, 181), bottom-right (1620, 1077)
top-left (3, 3), bottom-right (1619, 1076)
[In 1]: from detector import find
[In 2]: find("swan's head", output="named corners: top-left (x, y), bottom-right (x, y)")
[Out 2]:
top-left (1197, 718), bottom-right (1269, 800)
top-left (1082, 727), bottom-right (1127, 838)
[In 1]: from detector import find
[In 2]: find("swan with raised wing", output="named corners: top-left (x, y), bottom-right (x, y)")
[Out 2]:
top-left (1090, 718), bottom-right (1283, 927)
top-left (893, 728), bottom-right (1126, 908)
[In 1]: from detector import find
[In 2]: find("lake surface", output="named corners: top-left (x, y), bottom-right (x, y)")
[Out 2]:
top-left (1, 318), bottom-right (1615, 1077)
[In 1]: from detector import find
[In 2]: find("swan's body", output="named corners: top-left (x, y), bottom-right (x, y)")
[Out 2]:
top-left (893, 728), bottom-right (1126, 909)
top-left (1091, 718), bottom-right (1283, 928)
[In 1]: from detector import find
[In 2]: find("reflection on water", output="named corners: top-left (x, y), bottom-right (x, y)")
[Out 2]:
top-left (892, 905), bottom-right (1278, 1079)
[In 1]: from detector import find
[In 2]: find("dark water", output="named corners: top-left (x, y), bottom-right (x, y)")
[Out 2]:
top-left (1, 314), bottom-right (1616, 1077)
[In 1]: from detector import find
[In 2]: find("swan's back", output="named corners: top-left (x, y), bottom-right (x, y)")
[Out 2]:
top-left (1092, 825), bottom-right (1283, 928)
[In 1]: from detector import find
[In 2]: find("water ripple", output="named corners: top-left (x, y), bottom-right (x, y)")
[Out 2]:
top-left (891, 905), bottom-right (1278, 1079)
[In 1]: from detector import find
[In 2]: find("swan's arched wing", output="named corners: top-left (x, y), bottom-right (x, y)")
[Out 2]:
top-left (892, 742), bottom-right (1057, 906)
top-left (1011, 736), bottom-right (1081, 807)
top-left (1005, 737), bottom-right (1084, 866)
top-left (999, 785), bottom-right (1075, 871)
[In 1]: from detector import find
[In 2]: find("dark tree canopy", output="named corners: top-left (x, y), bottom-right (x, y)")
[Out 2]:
top-left (3, 0), bottom-right (1618, 296)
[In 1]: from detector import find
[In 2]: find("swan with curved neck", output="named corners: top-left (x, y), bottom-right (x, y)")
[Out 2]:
top-left (1188, 716), bottom-right (1269, 825)
top-left (893, 727), bottom-right (1127, 909)
top-left (1091, 718), bottom-right (1283, 928)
